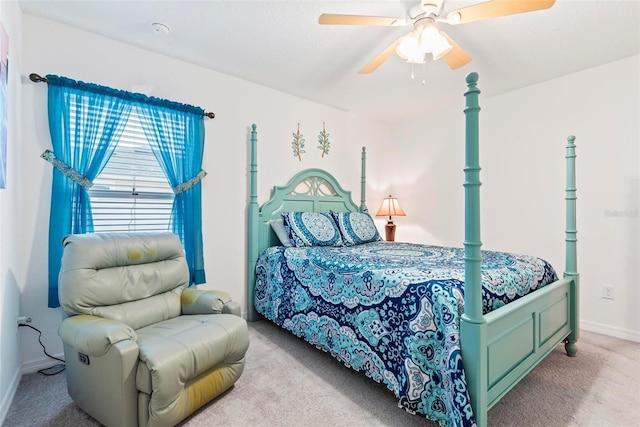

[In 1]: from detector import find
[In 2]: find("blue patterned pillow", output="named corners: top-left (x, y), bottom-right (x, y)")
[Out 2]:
top-left (281, 212), bottom-right (343, 247)
top-left (330, 210), bottom-right (382, 246)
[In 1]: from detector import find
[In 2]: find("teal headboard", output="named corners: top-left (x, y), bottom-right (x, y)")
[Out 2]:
top-left (247, 124), bottom-right (367, 320)
top-left (258, 168), bottom-right (361, 246)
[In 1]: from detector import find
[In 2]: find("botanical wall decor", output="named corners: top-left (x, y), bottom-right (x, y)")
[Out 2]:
top-left (318, 122), bottom-right (330, 158)
top-left (291, 122), bottom-right (305, 161)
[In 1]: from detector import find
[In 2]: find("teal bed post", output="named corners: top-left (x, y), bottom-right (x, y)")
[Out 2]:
top-left (563, 135), bottom-right (579, 356)
top-left (247, 124), bottom-right (259, 321)
top-left (360, 147), bottom-right (367, 212)
top-left (460, 72), bottom-right (488, 427)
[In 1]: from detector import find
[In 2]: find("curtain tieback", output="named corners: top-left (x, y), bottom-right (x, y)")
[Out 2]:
top-left (173, 169), bottom-right (207, 194)
top-left (41, 150), bottom-right (93, 190)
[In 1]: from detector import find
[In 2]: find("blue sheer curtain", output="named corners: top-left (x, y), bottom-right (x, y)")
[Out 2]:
top-left (136, 103), bottom-right (207, 285)
top-left (46, 75), bottom-right (132, 307)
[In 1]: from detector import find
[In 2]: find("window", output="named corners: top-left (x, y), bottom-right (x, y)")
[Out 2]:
top-left (89, 111), bottom-right (174, 232)
top-left (45, 74), bottom-right (207, 307)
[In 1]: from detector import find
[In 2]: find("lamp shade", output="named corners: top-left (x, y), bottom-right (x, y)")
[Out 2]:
top-left (376, 195), bottom-right (406, 220)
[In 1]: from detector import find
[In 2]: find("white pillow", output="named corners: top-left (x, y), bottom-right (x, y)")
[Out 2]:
top-left (269, 219), bottom-right (292, 247)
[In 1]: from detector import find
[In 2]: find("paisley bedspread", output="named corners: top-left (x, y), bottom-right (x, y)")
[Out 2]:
top-left (254, 241), bottom-right (558, 426)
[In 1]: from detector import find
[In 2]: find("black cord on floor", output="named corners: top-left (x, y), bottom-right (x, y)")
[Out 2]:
top-left (19, 323), bottom-right (66, 376)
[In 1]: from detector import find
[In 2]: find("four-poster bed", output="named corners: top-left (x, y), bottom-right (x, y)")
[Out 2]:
top-left (246, 72), bottom-right (578, 427)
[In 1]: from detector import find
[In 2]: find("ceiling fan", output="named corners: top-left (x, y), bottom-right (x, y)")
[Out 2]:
top-left (318, 0), bottom-right (556, 74)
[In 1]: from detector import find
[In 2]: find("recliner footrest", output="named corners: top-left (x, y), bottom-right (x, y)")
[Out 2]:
top-left (135, 314), bottom-right (249, 425)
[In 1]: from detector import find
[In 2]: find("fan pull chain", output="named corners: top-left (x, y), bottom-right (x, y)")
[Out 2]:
top-left (408, 62), bottom-right (428, 86)
top-left (422, 61), bottom-right (427, 86)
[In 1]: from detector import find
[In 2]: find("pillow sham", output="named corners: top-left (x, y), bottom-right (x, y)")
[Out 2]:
top-left (281, 211), bottom-right (343, 247)
top-left (269, 219), bottom-right (293, 247)
top-left (330, 210), bottom-right (382, 246)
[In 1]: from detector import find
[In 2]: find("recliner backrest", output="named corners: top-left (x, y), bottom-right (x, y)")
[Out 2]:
top-left (58, 232), bottom-right (190, 330)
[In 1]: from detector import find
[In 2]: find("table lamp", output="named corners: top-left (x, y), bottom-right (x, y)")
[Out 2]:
top-left (376, 195), bottom-right (406, 242)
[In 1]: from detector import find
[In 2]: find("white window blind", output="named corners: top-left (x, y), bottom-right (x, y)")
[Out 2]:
top-left (89, 111), bottom-right (174, 233)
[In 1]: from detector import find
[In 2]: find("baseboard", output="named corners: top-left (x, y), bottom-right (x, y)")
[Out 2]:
top-left (0, 365), bottom-right (22, 425)
top-left (581, 320), bottom-right (640, 343)
top-left (21, 352), bottom-right (65, 375)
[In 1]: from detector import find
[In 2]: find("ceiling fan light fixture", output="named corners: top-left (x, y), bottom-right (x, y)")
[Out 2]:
top-left (396, 32), bottom-right (426, 64)
top-left (397, 23), bottom-right (451, 63)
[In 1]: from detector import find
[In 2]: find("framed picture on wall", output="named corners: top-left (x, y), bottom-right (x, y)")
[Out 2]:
top-left (0, 22), bottom-right (8, 189)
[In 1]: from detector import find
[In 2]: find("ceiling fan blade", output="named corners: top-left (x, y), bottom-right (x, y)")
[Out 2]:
top-left (439, 32), bottom-right (472, 70)
top-left (359, 38), bottom-right (401, 74)
top-left (446, 0), bottom-right (555, 25)
top-left (319, 14), bottom-right (405, 26)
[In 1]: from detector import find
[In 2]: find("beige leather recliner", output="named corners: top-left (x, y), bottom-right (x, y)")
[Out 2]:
top-left (57, 232), bottom-right (250, 427)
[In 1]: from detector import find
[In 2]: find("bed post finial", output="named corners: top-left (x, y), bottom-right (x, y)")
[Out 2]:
top-left (564, 135), bottom-right (579, 356)
top-left (361, 147), bottom-right (367, 212)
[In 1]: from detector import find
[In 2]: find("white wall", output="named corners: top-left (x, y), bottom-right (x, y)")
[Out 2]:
top-left (0, 1), bottom-right (23, 422)
top-left (386, 56), bottom-right (640, 342)
top-left (482, 57), bottom-right (639, 341)
top-left (16, 14), bottom-right (388, 374)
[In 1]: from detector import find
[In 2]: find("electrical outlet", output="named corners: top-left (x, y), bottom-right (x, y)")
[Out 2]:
top-left (602, 285), bottom-right (615, 300)
top-left (17, 316), bottom-right (32, 325)
top-left (78, 352), bottom-right (90, 365)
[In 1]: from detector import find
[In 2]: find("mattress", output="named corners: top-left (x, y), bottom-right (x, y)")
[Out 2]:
top-left (255, 241), bottom-right (558, 426)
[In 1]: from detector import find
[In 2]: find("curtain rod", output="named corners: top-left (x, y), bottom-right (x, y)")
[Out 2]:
top-left (29, 73), bottom-right (215, 119)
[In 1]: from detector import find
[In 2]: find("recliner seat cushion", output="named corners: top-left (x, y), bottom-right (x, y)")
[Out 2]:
top-left (59, 232), bottom-right (190, 330)
top-left (135, 313), bottom-right (249, 422)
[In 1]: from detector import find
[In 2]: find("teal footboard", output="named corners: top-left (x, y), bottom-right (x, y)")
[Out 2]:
top-left (485, 277), bottom-right (574, 407)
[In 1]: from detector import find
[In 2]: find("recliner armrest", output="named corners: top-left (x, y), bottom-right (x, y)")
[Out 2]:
top-left (59, 314), bottom-right (137, 357)
top-left (181, 289), bottom-right (240, 315)
top-left (222, 300), bottom-right (241, 317)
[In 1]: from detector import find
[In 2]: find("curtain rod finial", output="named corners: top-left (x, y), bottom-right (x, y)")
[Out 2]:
top-left (29, 73), bottom-right (48, 83)
top-left (204, 112), bottom-right (215, 119)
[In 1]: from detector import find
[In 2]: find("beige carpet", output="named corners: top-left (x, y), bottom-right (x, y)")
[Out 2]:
top-left (4, 321), bottom-right (639, 427)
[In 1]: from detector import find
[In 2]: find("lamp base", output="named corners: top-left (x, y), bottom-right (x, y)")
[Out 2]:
top-left (385, 221), bottom-right (396, 242)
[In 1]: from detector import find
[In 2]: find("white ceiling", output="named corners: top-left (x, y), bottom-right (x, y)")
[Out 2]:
top-left (18, 0), bottom-right (640, 120)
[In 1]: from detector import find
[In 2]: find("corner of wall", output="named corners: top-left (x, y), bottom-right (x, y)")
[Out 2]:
top-left (0, 1), bottom-right (25, 423)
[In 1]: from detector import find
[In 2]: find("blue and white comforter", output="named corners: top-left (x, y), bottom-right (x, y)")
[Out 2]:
top-left (254, 241), bottom-right (558, 426)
